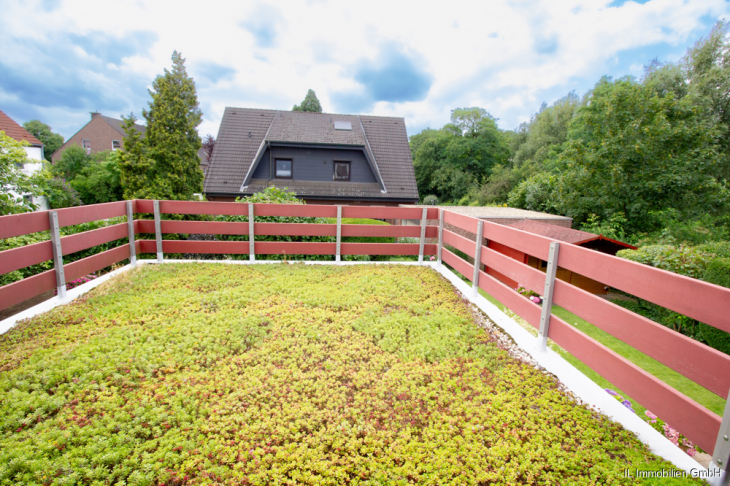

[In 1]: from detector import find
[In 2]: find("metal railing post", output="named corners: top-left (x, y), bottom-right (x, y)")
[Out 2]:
top-left (537, 242), bottom-right (560, 352)
top-left (437, 209), bottom-right (444, 266)
top-left (713, 388), bottom-right (730, 471)
top-left (472, 221), bottom-right (484, 294)
top-left (418, 207), bottom-right (427, 263)
top-left (248, 203), bottom-right (255, 262)
top-left (126, 201), bottom-right (136, 266)
top-left (48, 211), bottom-right (66, 299)
top-left (336, 206), bottom-right (342, 262)
top-left (153, 201), bottom-right (163, 263)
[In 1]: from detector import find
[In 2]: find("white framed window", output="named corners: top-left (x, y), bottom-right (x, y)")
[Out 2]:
top-left (82, 139), bottom-right (91, 155)
top-left (333, 161), bottom-right (350, 181)
top-left (275, 159), bottom-right (292, 179)
top-left (112, 140), bottom-right (121, 150)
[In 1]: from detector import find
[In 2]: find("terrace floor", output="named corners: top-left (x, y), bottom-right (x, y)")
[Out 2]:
top-left (0, 263), bottom-right (702, 485)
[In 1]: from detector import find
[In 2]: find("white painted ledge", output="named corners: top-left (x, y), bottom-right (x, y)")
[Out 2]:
top-left (0, 258), bottom-right (723, 482)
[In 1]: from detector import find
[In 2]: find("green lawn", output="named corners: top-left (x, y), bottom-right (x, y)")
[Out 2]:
top-left (0, 264), bottom-right (698, 485)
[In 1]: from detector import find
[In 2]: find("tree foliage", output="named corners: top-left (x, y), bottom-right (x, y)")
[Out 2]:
top-left (120, 51), bottom-right (204, 200)
top-left (49, 147), bottom-right (123, 205)
top-left (292, 89), bottom-right (323, 113)
top-left (555, 77), bottom-right (726, 233)
top-left (411, 108), bottom-right (510, 203)
top-left (0, 131), bottom-right (41, 214)
top-left (407, 21), bottom-right (730, 244)
top-left (22, 120), bottom-right (64, 162)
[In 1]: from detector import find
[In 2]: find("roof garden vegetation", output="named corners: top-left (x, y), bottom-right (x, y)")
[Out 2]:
top-left (0, 264), bottom-right (700, 485)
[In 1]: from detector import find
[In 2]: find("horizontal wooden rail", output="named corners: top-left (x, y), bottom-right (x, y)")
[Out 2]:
top-left (136, 240), bottom-right (437, 257)
top-left (139, 200), bottom-right (249, 216)
top-left (0, 240), bottom-right (53, 276)
top-left (442, 229), bottom-right (476, 257)
top-left (0, 201), bottom-right (131, 240)
top-left (61, 223), bottom-right (130, 256)
top-left (63, 245), bottom-right (131, 282)
top-left (341, 206), bottom-right (439, 220)
top-left (558, 244), bottom-right (730, 333)
top-left (446, 211), bottom-right (730, 334)
top-left (444, 241), bottom-right (724, 452)
top-left (443, 210), bottom-right (480, 235)
top-left (0, 269), bottom-right (57, 311)
top-left (136, 220), bottom-right (438, 239)
top-left (138, 240), bottom-right (250, 255)
top-left (549, 313), bottom-right (721, 453)
top-left (479, 243), bottom-right (730, 397)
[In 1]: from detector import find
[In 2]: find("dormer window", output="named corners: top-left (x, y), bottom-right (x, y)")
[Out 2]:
top-left (275, 159), bottom-right (292, 179)
top-left (333, 161), bottom-right (350, 181)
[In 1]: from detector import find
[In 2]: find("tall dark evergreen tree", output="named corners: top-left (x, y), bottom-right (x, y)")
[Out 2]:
top-left (292, 89), bottom-right (323, 113)
top-left (120, 51), bottom-right (204, 200)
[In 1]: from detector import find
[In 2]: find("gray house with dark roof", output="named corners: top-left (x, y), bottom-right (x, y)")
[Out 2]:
top-left (203, 108), bottom-right (419, 205)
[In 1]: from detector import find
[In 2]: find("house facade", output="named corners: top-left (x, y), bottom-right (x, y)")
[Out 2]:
top-left (203, 108), bottom-right (419, 205)
top-left (0, 110), bottom-right (48, 210)
top-left (51, 113), bottom-right (146, 163)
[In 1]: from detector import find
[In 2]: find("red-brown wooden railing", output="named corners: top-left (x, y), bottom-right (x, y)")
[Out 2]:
top-left (0, 200), bottom-right (728, 466)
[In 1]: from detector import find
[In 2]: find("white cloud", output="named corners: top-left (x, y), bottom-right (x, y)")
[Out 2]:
top-left (0, 0), bottom-right (727, 139)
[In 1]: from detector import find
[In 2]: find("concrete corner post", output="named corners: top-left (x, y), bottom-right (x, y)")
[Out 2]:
top-left (537, 242), bottom-right (560, 352)
top-left (472, 220), bottom-right (483, 294)
top-left (153, 201), bottom-right (163, 263)
top-left (418, 207), bottom-right (427, 263)
top-left (126, 201), bottom-right (136, 266)
top-left (712, 387), bottom-right (730, 472)
top-left (48, 211), bottom-right (66, 299)
top-left (437, 209), bottom-right (444, 266)
top-left (248, 203), bottom-right (255, 262)
top-left (336, 206), bottom-right (342, 263)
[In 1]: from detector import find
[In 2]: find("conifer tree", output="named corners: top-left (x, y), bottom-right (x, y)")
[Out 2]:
top-left (120, 51), bottom-right (204, 200)
top-left (292, 89), bottom-right (323, 113)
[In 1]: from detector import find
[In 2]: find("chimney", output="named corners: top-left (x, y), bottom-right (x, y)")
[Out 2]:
top-left (90, 112), bottom-right (101, 120)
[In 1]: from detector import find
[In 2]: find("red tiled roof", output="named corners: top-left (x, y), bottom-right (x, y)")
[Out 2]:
top-left (0, 110), bottom-right (44, 147)
top-left (506, 219), bottom-right (637, 249)
top-left (507, 219), bottom-right (600, 244)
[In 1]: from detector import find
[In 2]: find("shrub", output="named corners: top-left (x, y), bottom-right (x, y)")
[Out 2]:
top-left (422, 194), bottom-right (439, 205)
top-left (616, 244), bottom-right (713, 280)
top-left (216, 187), bottom-right (335, 261)
top-left (699, 258), bottom-right (730, 354)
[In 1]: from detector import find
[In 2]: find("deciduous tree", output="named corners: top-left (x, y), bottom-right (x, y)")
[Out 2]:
top-left (22, 120), bottom-right (64, 162)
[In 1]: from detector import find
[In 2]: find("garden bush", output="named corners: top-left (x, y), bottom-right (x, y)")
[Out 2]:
top-left (698, 258), bottom-right (730, 354)
top-left (0, 264), bottom-right (696, 484)
top-left (215, 187), bottom-right (335, 261)
top-left (0, 217), bottom-right (128, 286)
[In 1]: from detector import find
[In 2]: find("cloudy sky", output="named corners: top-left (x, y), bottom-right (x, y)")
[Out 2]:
top-left (1, 0), bottom-right (728, 141)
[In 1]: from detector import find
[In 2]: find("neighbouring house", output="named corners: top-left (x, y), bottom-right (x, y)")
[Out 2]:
top-left (53, 112), bottom-right (214, 175)
top-left (0, 109), bottom-right (48, 210)
top-left (203, 108), bottom-right (419, 205)
top-left (491, 220), bottom-right (637, 294)
top-left (52, 112), bottom-right (146, 163)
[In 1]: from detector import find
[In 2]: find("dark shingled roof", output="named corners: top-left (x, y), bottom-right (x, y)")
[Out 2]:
top-left (0, 110), bottom-right (43, 147)
top-left (100, 115), bottom-right (146, 137)
top-left (204, 108), bottom-right (418, 201)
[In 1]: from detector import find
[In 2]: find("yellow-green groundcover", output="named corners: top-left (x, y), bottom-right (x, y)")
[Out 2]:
top-left (0, 264), bottom-right (700, 485)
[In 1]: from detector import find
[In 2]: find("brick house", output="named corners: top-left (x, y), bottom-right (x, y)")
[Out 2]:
top-left (203, 108), bottom-right (419, 206)
top-left (52, 113), bottom-right (146, 163)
